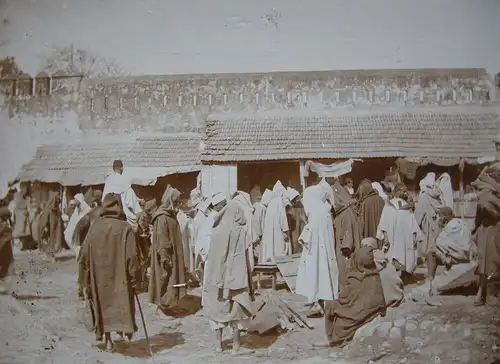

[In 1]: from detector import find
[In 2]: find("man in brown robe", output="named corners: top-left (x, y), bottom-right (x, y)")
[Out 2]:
top-left (202, 199), bottom-right (259, 355)
top-left (11, 182), bottom-right (35, 251)
top-left (148, 185), bottom-right (187, 316)
top-left (356, 179), bottom-right (385, 239)
top-left (470, 163), bottom-right (500, 306)
top-left (329, 178), bottom-right (362, 288)
top-left (75, 192), bottom-right (102, 300)
top-left (0, 206), bottom-right (14, 295)
top-left (38, 194), bottom-right (66, 257)
top-left (79, 193), bottom-right (139, 350)
top-left (314, 243), bottom-right (386, 348)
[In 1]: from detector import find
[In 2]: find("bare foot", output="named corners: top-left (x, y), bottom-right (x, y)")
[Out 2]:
top-left (112, 332), bottom-right (124, 342)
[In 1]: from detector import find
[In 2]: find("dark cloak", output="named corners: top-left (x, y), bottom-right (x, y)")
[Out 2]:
top-left (148, 186), bottom-right (187, 311)
top-left (78, 194), bottom-right (138, 337)
top-left (324, 246), bottom-right (386, 345)
top-left (356, 180), bottom-right (385, 239)
top-left (38, 195), bottom-right (66, 255)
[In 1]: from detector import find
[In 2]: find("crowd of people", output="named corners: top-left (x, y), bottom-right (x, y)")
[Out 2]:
top-left (0, 159), bottom-right (499, 353)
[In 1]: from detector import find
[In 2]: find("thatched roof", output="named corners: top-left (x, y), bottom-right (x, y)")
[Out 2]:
top-left (18, 133), bottom-right (202, 186)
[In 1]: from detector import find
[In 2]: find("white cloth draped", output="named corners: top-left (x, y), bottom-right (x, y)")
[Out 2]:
top-left (63, 193), bottom-right (91, 249)
top-left (372, 182), bottom-right (388, 202)
top-left (376, 198), bottom-right (423, 274)
top-left (436, 218), bottom-right (470, 263)
top-left (232, 191), bottom-right (257, 272)
top-left (260, 181), bottom-right (289, 263)
top-left (295, 184), bottom-right (339, 303)
top-left (102, 172), bottom-right (142, 231)
top-left (419, 172), bottom-right (436, 195)
top-left (436, 173), bottom-right (454, 210)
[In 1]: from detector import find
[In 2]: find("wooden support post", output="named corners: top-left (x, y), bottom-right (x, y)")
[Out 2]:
top-left (459, 158), bottom-right (465, 219)
top-left (299, 161), bottom-right (306, 192)
top-left (271, 272), bottom-right (277, 291)
top-left (257, 273), bottom-right (261, 290)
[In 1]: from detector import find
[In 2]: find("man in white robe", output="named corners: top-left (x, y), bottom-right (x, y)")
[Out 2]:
top-left (260, 181), bottom-right (289, 264)
top-left (284, 187), bottom-right (301, 255)
top-left (102, 160), bottom-right (142, 232)
top-left (252, 189), bottom-right (272, 260)
top-left (232, 191), bottom-right (258, 272)
top-left (177, 206), bottom-right (193, 272)
top-left (296, 184), bottom-right (339, 309)
top-left (196, 193), bottom-right (227, 300)
top-left (64, 193), bottom-right (91, 254)
top-left (376, 183), bottom-right (423, 278)
top-left (421, 206), bottom-right (471, 295)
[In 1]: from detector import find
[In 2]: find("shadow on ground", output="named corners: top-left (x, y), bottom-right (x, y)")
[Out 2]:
top-left (161, 295), bottom-right (202, 318)
top-left (96, 332), bottom-right (185, 358)
top-left (221, 327), bottom-right (282, 351)
top-left (13, 293), bottom-right (59, 301)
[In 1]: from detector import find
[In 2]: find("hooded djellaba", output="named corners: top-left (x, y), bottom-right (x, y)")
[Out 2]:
top-left (315, 240), bottom-right (386, 348)
top-left (38, 194), bottom-right (66, 257)
top-left (0, 206), bottom-right (14, 294)
top-left (148, 185), bottom-right (187, 313)
top-left (202, 200), bottom-right (262, 333)
top-left (356, 179), bottom-right (385, 240)
top-left (470, 163), bottom-right (500, 305)
top-left (78, 194), bottom-right (139, 348)
top-left (414, 172), bottom-right (444, 259)
top-left (330, 178), bottom-right (362, 288)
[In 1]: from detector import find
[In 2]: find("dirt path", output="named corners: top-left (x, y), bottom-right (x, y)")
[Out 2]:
top-left (1, 250), bottom-right (499, 364)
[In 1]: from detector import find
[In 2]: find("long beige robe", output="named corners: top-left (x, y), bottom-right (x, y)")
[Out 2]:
top-left (260, 181), bottom-right (289, 263)
top-left (296, 185), bottom-right (339, 303)
top-left (232, 191), bottom-right (258, 272)
top-left (377, 198), bottom-right (423, 274)
top-left (202, 201), bottom-right (255, 329)
top-left (177, 211), bottom-right (192, 271)
top-left (252, 189), bottom-right (272, 239)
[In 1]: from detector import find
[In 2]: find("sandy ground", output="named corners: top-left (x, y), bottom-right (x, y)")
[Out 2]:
top-left (1, 250), bottom-right (499, 364)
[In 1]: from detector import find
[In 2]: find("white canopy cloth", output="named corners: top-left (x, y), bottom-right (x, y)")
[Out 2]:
top-left (303, 159), bottom-right (362, 178)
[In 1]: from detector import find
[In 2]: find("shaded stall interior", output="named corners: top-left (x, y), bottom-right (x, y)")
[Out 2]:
top-left (237, 161), bottom-right (302, 193)
top-left (132, 172), bottom-right (198, 206)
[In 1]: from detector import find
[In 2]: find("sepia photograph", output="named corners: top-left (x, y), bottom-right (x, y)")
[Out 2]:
top-left (0, 0), bottom-right (500, 363)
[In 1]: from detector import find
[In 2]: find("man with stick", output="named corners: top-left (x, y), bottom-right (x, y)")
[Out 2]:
top-left (79, 193), bottom-right (139, 351)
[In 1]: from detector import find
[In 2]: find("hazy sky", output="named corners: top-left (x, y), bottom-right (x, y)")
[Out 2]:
top-left (1, 0), bottom-right (499, 76)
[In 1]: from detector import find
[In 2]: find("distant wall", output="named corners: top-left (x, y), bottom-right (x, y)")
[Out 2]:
top-left (79, 69), bottom-right (493, 131)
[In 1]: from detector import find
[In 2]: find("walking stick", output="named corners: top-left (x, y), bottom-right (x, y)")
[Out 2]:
top-left (134, 292), bottom-right (155, 360)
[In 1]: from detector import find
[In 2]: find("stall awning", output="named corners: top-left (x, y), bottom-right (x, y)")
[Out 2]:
top-left (18, 133), bottom-right (203, 186)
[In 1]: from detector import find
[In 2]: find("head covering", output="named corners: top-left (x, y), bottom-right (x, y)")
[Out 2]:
top-left (100, 193), bottom-right (126, 220)
top-left (372, 182), bottom-right (388, 202)
top-left (189, 187), bottom-right (202, 208)
top-left (210, 192), bottom-right (226, 207)
top-left (419, 172), bottom-right (436, 194)
top-left (356, 179), bottom-right (374, 200)
top-left (160, 185), bottom-right (181, 210)
top-left (272, 180), bottom-right (286, 198)
top-left (438, 206), bottom-right (454, 219)
top-left (260, 189), bottom-right (273, 207)
top-left (196, 197), bottom-right (210, 214)
top-left (250, 185), bottom-right (262, 204)
top-left (285, 187), bottom-right (300, 203)
top-left (361, 237), bottom-right (378, 249)
top-left (436, 173), bottom-right (454, 209)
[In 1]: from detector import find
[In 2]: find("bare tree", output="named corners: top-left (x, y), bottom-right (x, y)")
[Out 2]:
top-left (42, 44), bottom-right (130, 78)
